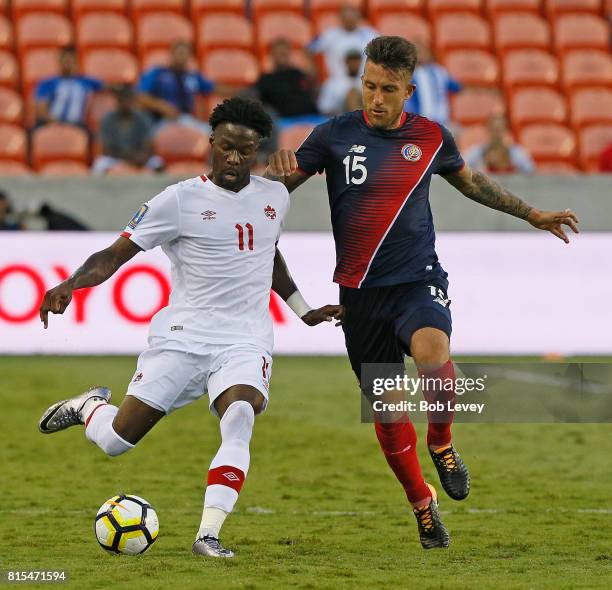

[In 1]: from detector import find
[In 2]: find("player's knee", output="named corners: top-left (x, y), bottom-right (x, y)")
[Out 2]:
top-left (220, 400), bottom-right (255, 442)
top-left (411, 334), bottom-right (449, 369)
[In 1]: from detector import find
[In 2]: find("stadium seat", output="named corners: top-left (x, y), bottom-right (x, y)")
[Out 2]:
top-left (140, 47), bottom-right (197, 70)
top-left (545, 0), bottom-right (602, 17)
top-left (0, 15), bottom-right (13, 50)
top-left (309, 0), bottom-right (363, 20)
top-left (450, 89), bottom-right (504, 126)
top-left (12, 0), bottom-right (67, 21)
top-left (82, 49), bottom-right (139, 84)
top-left (16, 13), bottom-right (72, 53)
top-left (494, 14), bottom-right (551, 54)
top-left (256, 13), bottom-right (312, 57)
top-left (72, 0), bottom-right (127, 20)
top-left (373, 13), bottom-right (430, 45)
top-left (502, 50), bottom-right (559, 90)
top-left (21, 48), bottom-right (59, 96)
top-left (485, 0), bottom-right (541, 15)
top-left (428, 0), bottom-right (481, 17)
top-left (191, 0), bottom-right (245, 20)
top-left (131, 0), bottom-right (185, 20)
top-left (434, 13), bottom-right (491, 53)
top-left (86, 91), bottom-right (115, 132)
top-left (196, 14), bottom-right (254, 54)
top-left (0, 87), bottom-right (24, 124)
top-left (535, 161), bottom-right (579, 174)
top-left (165, 161), bottom-right (207, 176)
top-left (443, 50), bottom-right (499, 87)
top-left (562, 50), bottom-right (612, 91)
top-left (570, 88), bottom-right (612, 129)
top-left (201, 49), bottom-right (259, 86)
top-left (251, 0), bottom-right (304, 22)
top-left (457, 124), bottom-right (488, 153)
top-left (368, 0), bottom-right (424, 20)
top-left (31, 123), bottom-right (90, 169)
top-left (136, 13), bottom-right (193, 55)
top-left (0, 51), bottom-right (18, 89)
top-left (509, 87), bottom-right (567, 130)
top-left (76, 13), bottom-right (133, 51)
top-left (578, 124), bottom-right (612, 171)
top-left (153, 124), bottom-right (209, 165)
top-left (0, 123), bottom-right (28, 163)
top-left (199, 93), bottom-right (223, 119)
top-left (39, 160), bottom-right (90, 175)
top-left (313, 12), bottom-right (340, 35)
top-left (518, 123), bottom-right (576, 163)
top-left (0, 160), bottom-right (32, 174)
top-left (279, 124), bottom-right (315, 151)
top-left (554, 15), bottom-right (609, 54)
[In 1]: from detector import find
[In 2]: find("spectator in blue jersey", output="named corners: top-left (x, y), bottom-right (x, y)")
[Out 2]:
top-left (403, 42), bottom-right (461, 127)
top-left (34, 46), bottom-right (103, 129)
top-left (137, 41), bottom-right (217, 134)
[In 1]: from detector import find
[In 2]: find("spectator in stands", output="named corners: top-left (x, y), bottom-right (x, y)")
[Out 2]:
top-left (318, 49), bottom-right (363, 116)
top-left (92, 85), bottom-right (163, 175)
top-left (137, 41), bottom-right (217, 134)
top-left (599, 142), bottom-right (612, 172)
top-left (34, 46), bottom-right (103, 129)
top-left (0, 191), bottom-right (21, 230)
top-left (465, 113), bottom-right (535, 174)
top-left (251, 38), bottom-right (322, 126)
top-left (308, 5), bottom-right (378, 79)
top-left (403, 42), bottom-right (461, 127)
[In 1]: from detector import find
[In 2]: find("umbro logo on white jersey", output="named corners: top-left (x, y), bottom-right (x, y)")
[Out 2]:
top-left (201, 210), bottom-right (216, 220)
top-left (223, 472), bottom-right (240, 482)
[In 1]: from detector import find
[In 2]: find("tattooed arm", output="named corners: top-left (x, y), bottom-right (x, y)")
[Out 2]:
top-left (443, 165), bottom-right (580, 242)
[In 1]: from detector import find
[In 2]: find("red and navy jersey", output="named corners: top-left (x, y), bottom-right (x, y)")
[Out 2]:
top-left (296, 110), bottom-right (464, 288)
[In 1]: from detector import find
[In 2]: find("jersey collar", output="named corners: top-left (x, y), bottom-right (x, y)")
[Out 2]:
top-left (361, 110), bottom-right (407, 129)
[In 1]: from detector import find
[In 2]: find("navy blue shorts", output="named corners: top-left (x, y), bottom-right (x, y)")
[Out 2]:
top-left (339, 277), bottom-right (452, 382)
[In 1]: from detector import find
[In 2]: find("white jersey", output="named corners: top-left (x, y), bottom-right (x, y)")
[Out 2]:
top-left (121, 174), bottom-right (290, 353)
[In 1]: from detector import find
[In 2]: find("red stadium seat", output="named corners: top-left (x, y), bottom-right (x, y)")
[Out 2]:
top-left (251, 0), bottom-right (304, 22)
top-left (82, 49), bottom-right (139, 84)
top-left (545, 0), bottom-right (602, 17)
top-left (450, 89), bottom-right (504, 125)
top-left (562, 50), bottom-right (612, 91)
top-left (12, 0), bottom-right (66, 21)
top-left (535, 161), bottom-right (579, 174)
top-left (0, 50), bottom-right (18, 89)
top-left (373, 13), bottom-right (430, 45)
top-left (136, 13), bottom-right (193, 55)
top-left (443, 50), bottom-right (499, 87)
top-left (313, 12), bottom-right (340, 35)
top-left (0, 123), bottom-right (28, 163)
top-left (31, 123), bottom-right (90, 169)
top-left (201, 49), bottom-right (259, 86)
top-left (570, 88), bottom-right (612, 129)
top-left (0, 15), bottom-right (13, 50)
top-left (21, 49), bottom-right (59, 96)
top-left (458, 124), bottom-right (488, 153)
top-left (368, 0), bottom-right (424, 20)
top-left (140, 47), bottom-right (197, 70)
top-left (16, 13), bottom-right (72, 54)
top-left (72, 0), bottom-right (127, 20)
top-left (165, 161), bottom-right (207, 176)
top-left (39, 160), bottom-right (90, 175)
top-left (77, 13), bottom-right (133, 51)
top-left (486, 0), bottom-right (541, 15)
top-left (0, 0), bottom-right (7, 15)
top-left (518, 123), bottom-right (576, 163)
top-left (0, 87), bottom-right (24, 124)
top-left (434, 13), bottom-right (491, 53)
top-left (256, 13), bottom-right (312, 57)
top-left (428, 0), bottom-right (481, 17)
top-left (0, 160), bottom-right (33, 174)
top-left (554, 15), bottom-right (609, 54)
top-left (509, 87), bottom-right (568, 130)
top-left (196, 14), bottom-right (254, 54)
top-left (494, 13), bottom-right (551, 54)
top-left (309, 0), bottom-right (363, 19)
top-left (153, 124), bottom-right (209, 164)
top-left (131, 0), bottom-right (185, 20)
top-left (502, 50), bottom-right (559, 90)
top-left (279, 124), bottom-right (315, 151)
top-left (578, 124), bottom-right (612, 171)
top-left (86, 91), bottom-right (115, 132)
top-left (191, 0), bottom-right (245, 20)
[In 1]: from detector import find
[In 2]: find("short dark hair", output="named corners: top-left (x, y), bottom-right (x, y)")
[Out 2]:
top-left (364, 36), bottom-right (418, 76)
top-left (209, 97), bottom-right (273, 139)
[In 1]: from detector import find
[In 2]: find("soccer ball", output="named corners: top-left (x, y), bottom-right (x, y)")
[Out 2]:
top-left (95, 494), bottom-right (159, 555)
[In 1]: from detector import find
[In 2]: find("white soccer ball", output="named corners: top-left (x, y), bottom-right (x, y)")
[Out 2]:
top-left (95, 494), bottom-right (159, 555)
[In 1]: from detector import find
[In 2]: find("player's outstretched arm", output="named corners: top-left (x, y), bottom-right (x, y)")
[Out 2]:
top-left (264, 149), bottom-right (311, 194)
top-left (39, 237), bottom-right (142, 329)
top-left (443, 164), bottom-right (580, 243)
top-left (272, 247), bottom-right (344, 327)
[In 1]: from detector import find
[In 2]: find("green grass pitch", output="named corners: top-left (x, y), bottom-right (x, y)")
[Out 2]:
top-left (1, 356), bottom-right (610, 589)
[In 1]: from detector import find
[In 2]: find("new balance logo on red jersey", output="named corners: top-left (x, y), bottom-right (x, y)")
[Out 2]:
top-left (201, 210), bottom-right (216, 220)
top-left (223, 472), bottom-right (240, 482)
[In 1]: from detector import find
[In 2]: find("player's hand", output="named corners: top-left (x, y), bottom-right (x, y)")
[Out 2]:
top-left (267, 149), bottom-right (298, 177)
top-left (527, 208), bottom-right (580, 243)
top-left (301, 304), bottom-right (345, 327)
top-left (39, 282), bottom-right (73, 329)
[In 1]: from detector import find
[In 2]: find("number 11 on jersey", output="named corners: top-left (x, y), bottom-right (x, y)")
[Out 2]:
top-left (235, 223), bottom-right (254, 251)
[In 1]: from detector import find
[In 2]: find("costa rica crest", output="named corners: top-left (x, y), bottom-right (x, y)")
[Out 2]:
top-left (401, 143), bottom-right (422, 162)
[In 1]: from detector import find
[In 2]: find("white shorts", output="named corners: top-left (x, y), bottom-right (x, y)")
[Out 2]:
top-left (126, 342), bottom-right (272, 417)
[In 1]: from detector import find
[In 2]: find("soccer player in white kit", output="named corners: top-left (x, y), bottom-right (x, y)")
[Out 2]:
top-left (37, 98), bottom-right (344, 558)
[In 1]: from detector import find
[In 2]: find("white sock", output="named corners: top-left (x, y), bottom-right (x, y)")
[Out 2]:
top-left (85, 404), bottom-right (133, 457)
top-left (197, 400), bottom-right (255, 539)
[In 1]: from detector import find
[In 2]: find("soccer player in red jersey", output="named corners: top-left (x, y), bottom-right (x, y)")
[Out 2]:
top-left (266, 36), bottom-right (580, 548)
